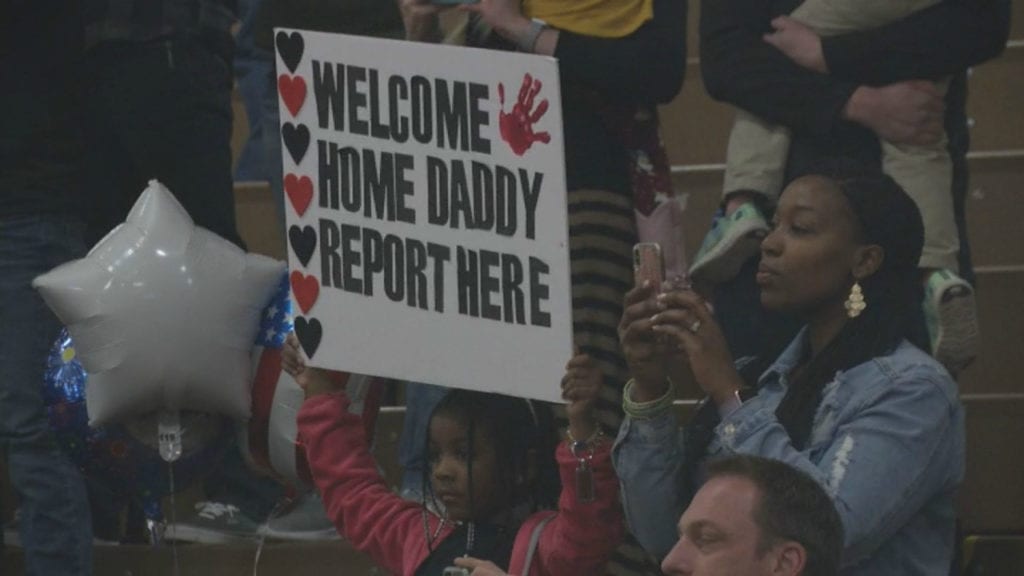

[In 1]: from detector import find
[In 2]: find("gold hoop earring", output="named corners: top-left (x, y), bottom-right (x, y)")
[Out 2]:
top-left (844, 282), bottom-right (866, 318)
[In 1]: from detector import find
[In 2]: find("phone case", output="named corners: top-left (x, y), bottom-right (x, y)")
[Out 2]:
top-left (633, 242), bottom-right (663, 292)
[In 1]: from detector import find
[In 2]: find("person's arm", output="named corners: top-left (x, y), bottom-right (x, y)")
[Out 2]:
top-left (608, 284), bottom-right (691, 559)
top-left (466, 0), bottom-right (687, 104)
top-left (398, 0), bottom-right (444, 42)
top-left (611, 399), bottom-right (688, 560)
top-left (531, 441), bottom-right (625, 575)
top-left (822, 0), bottom-right (1012, 86)
top-left (699, 0), bottom-right (858, 136)
top-left (523, 353), bottom-right (624, 573)
top-left (712, 365), bottom-right (961, 567)
top-left (298, 393), bottom-right (434, 575)
top-left (553, 0), bottom-right (688, 104)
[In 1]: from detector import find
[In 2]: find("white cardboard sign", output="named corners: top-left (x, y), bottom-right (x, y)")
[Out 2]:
top-left (276, 29), bottom-right (572, 403)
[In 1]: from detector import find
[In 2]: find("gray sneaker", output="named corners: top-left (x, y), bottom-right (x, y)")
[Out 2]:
top-left (166, 501), bottom-right (261, 544)
top-left (689, 203), bottom-right (769, 284)
top-left (260, 494), bottom-right (339, 541)
top-left (924, 269), bottom-right (979, 374)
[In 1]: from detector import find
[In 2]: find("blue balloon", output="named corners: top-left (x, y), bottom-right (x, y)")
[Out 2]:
top-left (43, 329), bottom-right (232, 522)
top-left (256, 271), bottom-right (294, 350)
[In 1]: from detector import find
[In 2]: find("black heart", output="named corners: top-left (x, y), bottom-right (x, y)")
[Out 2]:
top-left (276, 31), bottom-right (305, 74)
top-left (289, 225), bottom-right (317, 268)
top-left (294, 316), bottom-right (322, 359)
top-left (282, 123), bottom-right (310, 164)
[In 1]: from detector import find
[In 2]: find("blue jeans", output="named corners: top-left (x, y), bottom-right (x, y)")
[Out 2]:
top-left (232, 0), bottom-right (273, 182)
top-left (397, 383), bottom-right (449, 499)
top-left (0, 213), bottom-right (93, 575)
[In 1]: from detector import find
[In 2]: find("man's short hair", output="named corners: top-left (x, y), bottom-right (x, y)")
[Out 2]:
top-left (707, 455), bottom-right (843, 576)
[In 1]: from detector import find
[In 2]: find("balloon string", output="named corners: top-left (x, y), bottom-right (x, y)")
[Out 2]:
top-left (168, 462), bottom-right (180, 576)
top-left (251, 497), bottom-right (290, 576)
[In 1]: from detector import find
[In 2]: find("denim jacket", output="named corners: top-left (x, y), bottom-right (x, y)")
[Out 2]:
top-left (612, 330), bottom-right (965, 575)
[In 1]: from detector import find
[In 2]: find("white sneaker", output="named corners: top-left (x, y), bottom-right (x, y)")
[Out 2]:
top-left (166, 501), bottom-right (261, 544)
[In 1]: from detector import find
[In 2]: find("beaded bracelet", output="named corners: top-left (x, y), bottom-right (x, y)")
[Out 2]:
top-left (622, 378), bottom-right (675, 419)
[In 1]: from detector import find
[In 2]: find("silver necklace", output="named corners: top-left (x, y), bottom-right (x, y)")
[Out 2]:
top-left (422, 509), bottom-right (476, 554)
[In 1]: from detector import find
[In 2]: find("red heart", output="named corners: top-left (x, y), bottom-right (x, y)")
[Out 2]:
top-left (278, 75), bottom-right (307, 117)
top-left (284, 174), bottom-right (313, 217)
top-left (290, 271), bottom-right (320, 315)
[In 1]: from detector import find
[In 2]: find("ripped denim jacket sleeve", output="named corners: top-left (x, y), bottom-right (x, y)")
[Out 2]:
top-left (709, 340), bottom-right (964, 573)
top-left (611, 408), bottom-right (687, 561)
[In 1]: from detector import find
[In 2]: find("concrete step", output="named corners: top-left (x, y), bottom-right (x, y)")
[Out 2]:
top-left (962, 535), bottom-right (1024, 575)
top-left (963, 153), bottom-right (1024, 268)
top-left (1, 541), bottom-right (382, 576)
top-left (959, 396), bottom-right (1024, 533)
top-left (967, 45), bottom-right (1024, 153)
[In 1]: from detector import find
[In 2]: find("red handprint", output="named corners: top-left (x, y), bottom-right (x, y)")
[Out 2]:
top-left (498, 74), bottom-right (551, 156)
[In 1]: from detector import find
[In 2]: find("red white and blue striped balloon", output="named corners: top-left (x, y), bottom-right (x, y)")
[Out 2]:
top-left (242, 274), bottom-right (384, 489)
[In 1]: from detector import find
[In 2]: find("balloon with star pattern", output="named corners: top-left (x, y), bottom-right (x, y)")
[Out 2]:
top-left (43, 329), bottom-right (232, 524)
top-left (241, 274), bottom-right (386, 489)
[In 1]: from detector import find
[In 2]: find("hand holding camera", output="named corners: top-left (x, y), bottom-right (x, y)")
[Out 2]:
top-left (634, 243), bottom-right (742, 405)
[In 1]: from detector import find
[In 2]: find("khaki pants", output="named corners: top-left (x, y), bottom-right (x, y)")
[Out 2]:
top-left (724, 0), bottom-right (959, 272)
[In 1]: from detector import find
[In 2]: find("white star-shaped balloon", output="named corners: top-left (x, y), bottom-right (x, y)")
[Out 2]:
top-left (34, 180), bottom-right (286, 426)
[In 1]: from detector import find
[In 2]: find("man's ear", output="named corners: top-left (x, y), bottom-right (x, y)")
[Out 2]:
top-left (851, 244), bottom-right (884, 281)
top-left (769, 541), bottom-right (807, 576)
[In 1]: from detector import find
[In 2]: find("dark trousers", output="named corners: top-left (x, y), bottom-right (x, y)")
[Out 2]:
top-left (0, 213), bottom-right (94, 573)
top-left (80, 32), bottom-right (281, 525)
top-left (80, 33), bottom-right (242, 248)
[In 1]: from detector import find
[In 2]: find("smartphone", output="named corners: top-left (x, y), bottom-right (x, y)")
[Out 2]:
top-left (633, 242), bottom-right (664, 293)
top-left (442, 568), bottom-right (470, 576)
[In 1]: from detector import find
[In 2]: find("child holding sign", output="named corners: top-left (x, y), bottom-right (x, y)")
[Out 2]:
top-left (282, 335), bottom-right (623, 576)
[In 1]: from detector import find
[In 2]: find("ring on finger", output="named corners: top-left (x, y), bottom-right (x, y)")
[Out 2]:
top-left (689, 319), bottom-right (702, 333)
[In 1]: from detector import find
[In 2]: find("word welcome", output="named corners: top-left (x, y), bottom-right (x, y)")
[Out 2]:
top-left (313, 61), bottom-right (491, 154)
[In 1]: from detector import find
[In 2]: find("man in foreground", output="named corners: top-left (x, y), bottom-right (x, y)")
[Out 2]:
top-left (661, 455), bottom-right (843, 576)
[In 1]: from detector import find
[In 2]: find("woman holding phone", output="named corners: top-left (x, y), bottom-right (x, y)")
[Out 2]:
top-left (613, 160), bottom-right (965, 575)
